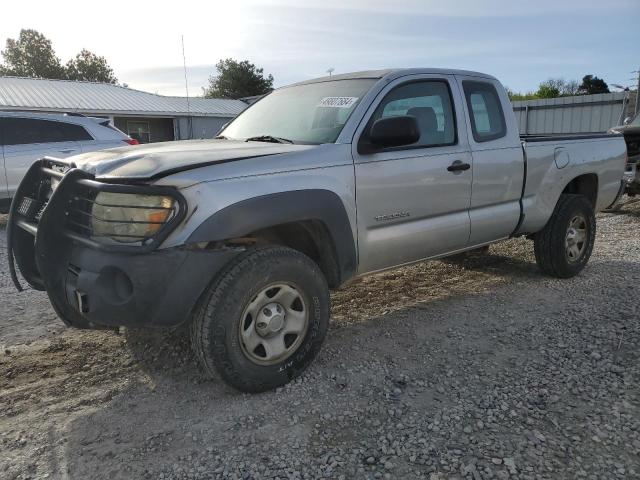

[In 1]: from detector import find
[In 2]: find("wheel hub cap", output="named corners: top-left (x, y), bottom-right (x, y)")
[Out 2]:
top-left (565, 215), bottom-right (587, 262)
top-left (256, 302), bottom-right (286, 336)
top-left (238, 283), bottom-right (309, 365)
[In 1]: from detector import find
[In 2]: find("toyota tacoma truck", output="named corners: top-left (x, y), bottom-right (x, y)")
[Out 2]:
top-left (7, 68), bottom-right (627, 393)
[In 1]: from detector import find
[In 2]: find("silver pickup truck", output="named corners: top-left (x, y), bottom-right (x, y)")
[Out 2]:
top-left (7, 68), bottom-right (627, 392)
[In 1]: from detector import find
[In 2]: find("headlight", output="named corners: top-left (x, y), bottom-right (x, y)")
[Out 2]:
top-left (91, 192), bottom-right (176, 243)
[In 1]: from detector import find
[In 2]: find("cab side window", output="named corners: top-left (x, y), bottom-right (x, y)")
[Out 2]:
top-left (4, 118), bottom-right (93, 145)
top-left (370, 80), bottom-right (457, 148)
top-left (462, 81), bottom-right (506, 142)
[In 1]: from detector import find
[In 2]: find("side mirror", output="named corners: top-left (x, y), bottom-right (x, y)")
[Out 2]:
top-left (369, 116), bottom-right (420, 149)
top-left (623, 117), bottom-right (632, 126)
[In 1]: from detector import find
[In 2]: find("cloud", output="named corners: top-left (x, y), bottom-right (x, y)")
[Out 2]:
top-left (4, 0), bottom-right (636, 95)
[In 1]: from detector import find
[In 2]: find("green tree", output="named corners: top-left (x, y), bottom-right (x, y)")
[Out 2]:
top-left (561, 79), bottom-right (579, 96)
top-left (578, 75), bottom-right (610, 95)
top-left (508, 78), bottom-right (582, 101)
top-left (536, 80), bottom-right (561, 99)
top-left (204, 58), bottom-right (274, 99)
top-left (66, 49), bottom-right (117, 83)
top-left (0, 29), bottom-right (65, 79)
top-left (506, 88), bottom-right (538, 101)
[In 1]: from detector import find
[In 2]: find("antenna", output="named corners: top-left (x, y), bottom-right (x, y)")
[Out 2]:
top-left (633, 68), bottom-right (640, 115)
top-left (182, 34), bottom-right (193, 139)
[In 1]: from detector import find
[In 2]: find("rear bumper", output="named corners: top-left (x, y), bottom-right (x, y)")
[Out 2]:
top-left (8, 158), bottom-right (238, 329)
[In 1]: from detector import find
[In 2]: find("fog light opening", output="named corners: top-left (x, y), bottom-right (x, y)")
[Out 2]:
top-left (96, 266), bottom-right (134, 305)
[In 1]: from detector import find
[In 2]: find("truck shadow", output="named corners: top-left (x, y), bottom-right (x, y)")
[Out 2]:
top-left (602, 198), bottom-right (640, 218)
top-left (123, 326), bottom-right (204, 382)
top-left (605, 208), bottom-right (640, 219)
top-left (439, 248), bottom-right (540, 279)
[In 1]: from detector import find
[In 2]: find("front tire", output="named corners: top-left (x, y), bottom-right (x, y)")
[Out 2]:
top-left (533, 194), bottom-right (596, 278)
top-left (190, 246), bottom-right (330, 393)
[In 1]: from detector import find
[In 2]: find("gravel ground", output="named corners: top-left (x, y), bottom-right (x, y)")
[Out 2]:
top-left (0, 203), bottom-right (639, 480)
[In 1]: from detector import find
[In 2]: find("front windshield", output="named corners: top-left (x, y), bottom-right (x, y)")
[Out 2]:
top-left (220, 79), bottom-right (376, 144)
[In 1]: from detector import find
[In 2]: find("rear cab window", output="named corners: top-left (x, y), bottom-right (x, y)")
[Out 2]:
top-left (462, 81), bottom-right (506, 142)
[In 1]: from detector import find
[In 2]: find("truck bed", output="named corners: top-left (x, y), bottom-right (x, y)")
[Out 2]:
top-left (518, 132), bottom-right (627, 235)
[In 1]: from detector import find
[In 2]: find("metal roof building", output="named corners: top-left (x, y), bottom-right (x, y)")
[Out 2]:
top-left (0, 76), bottom-right (248, 143)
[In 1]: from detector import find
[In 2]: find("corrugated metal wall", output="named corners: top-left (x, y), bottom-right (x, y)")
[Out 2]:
top-left (512, 92), bottom-right (636, 134)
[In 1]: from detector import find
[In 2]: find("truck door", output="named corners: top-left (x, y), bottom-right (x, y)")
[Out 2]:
top-left (3, 117), bottom-right (81, 198)
top-left (455, 76), bottom-right (524, 245)
top-left (352, 75), bottom-right (472, 274)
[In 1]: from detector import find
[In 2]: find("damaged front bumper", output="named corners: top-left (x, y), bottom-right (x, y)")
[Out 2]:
top-left (7, 158), bottom-right (237, 329)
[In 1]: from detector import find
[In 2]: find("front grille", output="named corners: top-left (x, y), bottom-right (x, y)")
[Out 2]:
top-left (15, 160), bottom-right (62, 224)
top-left (17, 196), bottom-right (44, 219)
top-left (7, 157), bottom-right (74, 291)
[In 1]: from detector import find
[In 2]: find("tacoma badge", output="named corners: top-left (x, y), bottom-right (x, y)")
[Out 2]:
top-left (375, 211), bottom-right (410, 222)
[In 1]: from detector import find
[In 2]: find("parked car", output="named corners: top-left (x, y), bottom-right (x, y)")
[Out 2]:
top-left (609, 113), bottom-right (640, 197)
top-left (7, 68), bottom-right (627, 393)
top-left (0, 111), bottom-right (138, 212)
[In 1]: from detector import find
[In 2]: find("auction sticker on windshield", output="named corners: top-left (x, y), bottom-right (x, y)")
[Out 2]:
top-left (318, 97), bottom-right (359, 108)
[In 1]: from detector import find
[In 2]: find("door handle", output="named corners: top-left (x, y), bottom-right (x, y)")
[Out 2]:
top-left (59, 149), bottom-right (77, 154)
top-left (447, 161), bottom-right (471, 173)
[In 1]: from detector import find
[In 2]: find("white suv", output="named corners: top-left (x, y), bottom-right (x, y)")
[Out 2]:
top-left (1, 111), bottom-right (137, 211)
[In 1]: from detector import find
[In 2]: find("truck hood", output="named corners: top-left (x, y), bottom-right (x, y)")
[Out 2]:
top-left (69, 139), bottom-right (317, 180)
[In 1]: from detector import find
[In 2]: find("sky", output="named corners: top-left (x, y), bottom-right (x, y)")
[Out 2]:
top-left (1, 0), bottom-right (639, 97)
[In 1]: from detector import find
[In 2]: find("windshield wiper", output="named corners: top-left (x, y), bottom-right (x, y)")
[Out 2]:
top-left (214, 135), bottom-right (230, 140)
top-left (245, 135), bottom-right (294, 144)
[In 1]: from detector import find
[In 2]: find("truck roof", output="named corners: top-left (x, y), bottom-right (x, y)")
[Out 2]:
top-left (288, 68), bottom-right (498, 87)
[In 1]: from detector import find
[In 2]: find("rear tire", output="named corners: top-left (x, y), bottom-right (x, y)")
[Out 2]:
top-left (190, 246), bottom-right (330, 393)
top-left (533, 194), bottom-right (596, 278)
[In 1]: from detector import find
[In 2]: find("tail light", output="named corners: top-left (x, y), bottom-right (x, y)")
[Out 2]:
top-left (124, 138), bottom-right (139, 145)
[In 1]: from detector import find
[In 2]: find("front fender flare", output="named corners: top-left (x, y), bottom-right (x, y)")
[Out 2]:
top-left (187, 189), bottom-right (357, 283)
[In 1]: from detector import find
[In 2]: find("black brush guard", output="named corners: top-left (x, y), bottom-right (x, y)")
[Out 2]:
top-left (6, 157), bottom-right (204, 329)
top-left (8, 157), bottom-right (187, 290)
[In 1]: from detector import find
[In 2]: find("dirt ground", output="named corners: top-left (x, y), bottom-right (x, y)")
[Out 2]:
top-left (1, 203), bottom-right (639, 480)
